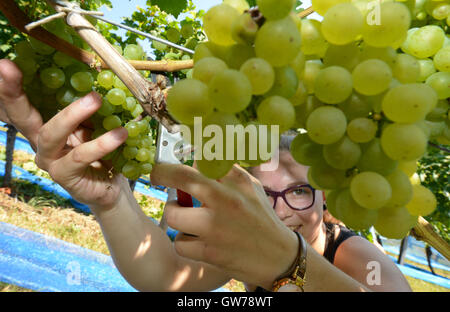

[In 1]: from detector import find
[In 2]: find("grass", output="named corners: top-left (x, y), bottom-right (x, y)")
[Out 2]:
top-left (0, 147), bottom-right (448, 292)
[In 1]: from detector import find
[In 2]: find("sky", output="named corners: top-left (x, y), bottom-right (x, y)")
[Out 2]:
top-left (98, 0), bottom-right (319, 56)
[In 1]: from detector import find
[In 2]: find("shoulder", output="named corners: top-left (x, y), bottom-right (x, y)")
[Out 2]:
top-left (332, 234), bottom-right (412, 292)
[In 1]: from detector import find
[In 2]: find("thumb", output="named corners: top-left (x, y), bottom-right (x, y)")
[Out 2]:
top-left (0, 59), bottom-right (43, 151)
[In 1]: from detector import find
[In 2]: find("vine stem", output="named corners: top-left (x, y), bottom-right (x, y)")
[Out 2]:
top-left (428, 142), bottom-right (450, 153)
top-left (0, 0), bottom-right (193, 72)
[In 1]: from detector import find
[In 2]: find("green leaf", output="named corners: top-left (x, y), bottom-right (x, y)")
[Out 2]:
top-left (150, 0), bottom-right (188, 18)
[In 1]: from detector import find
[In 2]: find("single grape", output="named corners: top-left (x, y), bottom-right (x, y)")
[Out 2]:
top-left (140, 162), bottom-right (153, 174)
top-left (303, 60), bottom-right (324, 94)
top-left (240, 58), bottom-right (275, 95)
top-left (122, 146), bottom-right (138, 160)
top-left (256, 0), bottom-right (295, 20)
top-left (347, 118), bottom-right (377, 143)
top-left (224, 0), bottom-right (250, 13)
top-left (425, 72), bottom-right (450, 100)
top-left (337, 93), bottom-right (372, 121)
top-left (131, 104), bottom-right (144, 118)
top-left (231, 12), bottom-right (258, 45)
top-left (406, 184), bottom-right (437, 217)
top-left (124, 44), bottom-right (144, 60)
top-left (359, 44), bottom-right (398, 68)
top-left (404, 25), bottom-right (445, 59)
top-left (103, 115), bottom-right (122, 131)
top-left (385, 169), bottom-right (413, 209)
top-left (306, 106), bottom-right (347, 144)
top-left (224, 43), bottom-right (255, 69)
top-left (321, 3), bottom-right (364, 45)
top-left (136, 148), bottom-right (151, 162)
top-left (314, 66), bottom-right (353, 104)
top-left (265, 66), bottom-right (299, 98)
top-left (382, 83), bottom-right (437, 124)
top-left (209, 69), bottom-right (252, 114)
top-left (392, 54), bottom-right (420, 83)
top-left (257, 96), bottom-right (296, 133)
top-left (374, 206), bottom-right (417, 239)
top-left (203, 4), bottom-right (240, 46)
top-left (123, 97), bottom-right (137, 111)
top-left (13, 56), bottom-right (37, 76)
top-left (40, 67), bottom-right (65, 89)
top-left (53, 51), bottom-right (75, 68)
top-left (294, 96), bottom-right (324, 129)
top-left (106, 88), bottom-right (127, 106)
top-left (97, 99), bottom-right (115, 117)
top-left (417, 59), bottom-right (437, 82)
top-left (196, 159), bottom-right (235, 180)
top-left (97, 70), bottom-right (115, 89)
top-left (311, 0), bottom-right (350, 16)
top-left (290, 132), bottom-right (324, 166)
top-left (433, 46), bottom-right (450, 72)
top-left (350, 171), bottom-right (392, 210)
top-left (255, 16), bottom-right (302, 67)
top-left (309, 162), bottom-right (351, 190)
top-left (122, 160), bottom-right (141, 180)
top-left (70, 72), bottom-right (94, 92)
top-left (56, 87), bottom-right (76, 107)
top-left (357, 138), bottom-right (398, 176)
top-left (193, 57), bottom-right (228, 84)
top-left (181, 23), bottom-right (195, 39)
top-left (380, 123), bottom-right (427, 161)
top-left (166, 28), bottom-right (181, 44)
top-left (352, 59), bottom-right (392, 96)
top-left (323, 43), bottom-right (361, 71)
top-left (323, 136), bottom-right (362, 170)
top-left (29, 37), bottom-right (55, 55)
top-left (300, 19), bottom-right (328, 57)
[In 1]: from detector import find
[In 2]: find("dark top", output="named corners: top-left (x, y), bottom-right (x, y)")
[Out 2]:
top-left (253, 222), bottom-right (358, 292)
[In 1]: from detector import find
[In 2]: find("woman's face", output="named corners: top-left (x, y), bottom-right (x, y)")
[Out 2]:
top-left (251, 150), bottom-right (324, 243)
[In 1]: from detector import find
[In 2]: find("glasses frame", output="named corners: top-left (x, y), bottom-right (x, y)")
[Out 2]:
top-left (264, 184), bottom-right (316, 211)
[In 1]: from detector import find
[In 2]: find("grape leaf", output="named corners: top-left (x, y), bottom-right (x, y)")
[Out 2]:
top-left (149, 0), bottom-right (188, 18)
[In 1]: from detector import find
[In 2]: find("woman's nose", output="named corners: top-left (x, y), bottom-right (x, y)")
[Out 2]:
top-left (273, 197), bottom-right (293, 220)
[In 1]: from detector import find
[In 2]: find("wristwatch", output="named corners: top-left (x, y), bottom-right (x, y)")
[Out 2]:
top-left (271, 231), bottom-right (307, 292)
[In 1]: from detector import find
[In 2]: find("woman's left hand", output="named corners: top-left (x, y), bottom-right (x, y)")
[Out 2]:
top-left (151, 163), bottom-right (298, 289)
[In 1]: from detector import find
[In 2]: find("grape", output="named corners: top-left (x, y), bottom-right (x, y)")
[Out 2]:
top-left (352, 59), bottom-right (392, 96)
top-left (231, 12), bottom-right (258, 45)
top-left (347, 118), bottom-right (377, 143)
top-left (300, 19), bottom-right (328, 57)
top-left (256, 0), bottom-right (294, 20)
top-left (122, 146), bottom-right (138, 160)
top-left (29, 37), bottom-right (55, 55)
top-left (382, 83), bottom-right (437, 124)
top-left (381, 123), bottom-right (427, 161)
top-left (311, 0), bottom-right (350, 16)
top-left (374, 206), bottom-right (417, 239)
top-left (303, 60), bottom-right (323, 94)
top-left (166, 28), bottom-right (181, 44)
top-left (433, 46), bottom-right (450, 72)
top-left (309, 162), bottom-right (350, 190)
top-left (131, 104), bottom-right (144, 118)
top-left (123, 97), bottom-right (137, 111)
top-left (106, 88), bottom-right (126, 106)
top-left (140, 162), bottom-right (153, 175)
top-left (125, 121), bottom-right (140, 137)
top-left (122, 160), bottom-right (141, 180)
top-left (321, 3), bottom-right (364, 45)
top-left (335, 189), bottom-right (378, 230)
top-left (323, 43), bottom-right (361, 71)
top-left (425, 72), bottom-right (450, 100)
top-left (404, 25), bottom-right (445, 59)
top-left (240, 58), bottom-right (275, 95)
top-left (209, 69), bottom-right (252, 113)
top-left (224, 43), bottom-right (255, 69)
top-left (124, 44), bottom-right (144, 60)
top-left (385, 169), bottom-right (413, 209)
top-left (53, 51), bottom-right (75, 68)
top-left (323, 136), bottom-right (361, 170)
top-left (265, 66), bottom-right (298, 98)
top-left (56, 87), bottom-right (75, 107)
top-left (203, 4), bottom-right (240, 46)
top-left (392, 54), bottom-right (420, 83)
top-left (103, 115), bottom-right (122, 131)
top-left (324, 189), bottom-right (341, 220)
top-left (289, 81), bottom-right (308, 107)
top-left (97, 99), bottom-right (115, 117)
top-left (417, 59), bottom-right (437, 82)
top-left (192, 57), bottom-right (228, 84)
top-left (181, 23), bottom-right (195, 39)
top-left (255, 16), bottom-right (302, 67)
top-left (337, 93), bottom-right (372, 121)
top-left (426, 100), bottom-right (449, 122)
top-left (360, 44), bottom-right (398, 69)
top-left (314, 66), bottom-right (353, 104)
top-left (40, 67), bottom-right (65, 89)
top-left (397, 160), bottom-right (418, 177)
top-left (357, 138), bottom-right (398, 176)
top-left (113, 75), bottom-right (128, 91)
top-left (240, 122), bottom-right (277, 165)
top-left (290, 132), bottom-right (324, 166)
top-left (350, 172), bottom-right (392, 210)
top-left (15, 40), bottom-right (35, 59)
top-left (406, 184), bottom-right (437, 217)
top-left (152, 40), bottom-right (168, 52)
top-left (70, 72), bottom-right (94, 92)
top-left (224, 0), bottom-right (250, 13)
top-left (193, 43), bottom-right (214, 63)
top-left (294, 96), bottom-right (324, 129)
top-left (97, 70), bottom-right (115, 89)
top-left (306, 106), bottom-right (347, 145)
top-left (196, 159), bottom-right (235, 180)
top-left (167, 79), bottom-right (213, 125)
top-left (257, 96), bottom-right (295, 133)
top-left (136, 148), bottom-right (152, 162)
top-left (362, 2), bottom-right (411, 48)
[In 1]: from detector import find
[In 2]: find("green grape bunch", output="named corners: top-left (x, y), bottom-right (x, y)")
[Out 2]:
top-left (13, 20), bottom-right (156, 181)
top-left (165, 0), bottom-right (449, 239)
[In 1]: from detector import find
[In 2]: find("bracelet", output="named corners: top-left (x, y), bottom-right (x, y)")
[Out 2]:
top-left (271, 231), bottom-right (307, 292)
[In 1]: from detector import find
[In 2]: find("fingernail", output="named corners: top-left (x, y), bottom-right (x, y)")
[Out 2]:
top-left (111, 127), bottom-right (128, 141)
top-left (81, 92), bottom-right (100, 108)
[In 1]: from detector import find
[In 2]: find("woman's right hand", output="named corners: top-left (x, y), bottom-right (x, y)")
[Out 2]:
top-left (0, 59), bottom-right (129, 210)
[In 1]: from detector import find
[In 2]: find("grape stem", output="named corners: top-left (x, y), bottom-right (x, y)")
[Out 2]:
top-left (428, 142), bottom-right (450, 153)
top-left (411, 217), bottom-right (450, 261)
top-left (0, 0), bottom-right (193, 72)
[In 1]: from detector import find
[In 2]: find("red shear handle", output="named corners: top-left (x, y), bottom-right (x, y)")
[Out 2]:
top-left (177, 189), bottom-right (193, 207)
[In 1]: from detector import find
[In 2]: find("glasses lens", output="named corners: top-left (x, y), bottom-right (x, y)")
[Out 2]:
top-left (285, 186), bottom-right (314, 210)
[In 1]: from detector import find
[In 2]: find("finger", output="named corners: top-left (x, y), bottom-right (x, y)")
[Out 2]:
top-left (67, 126), bottom-right (94, 148)
top-left (173, 234), bottom-right (206, 263)
top-left (37, 92), bottom-right (102, 161)
top-left (49, 127), bottom-right (128, 182)
top-left (164, 201), bottom-right (213, 237)
top-left (221, 164), bottom-right (264, 193)
top-left (0, 59), bottom-right (43, 150)
top-left (151, 163), bottom-right (227, 205)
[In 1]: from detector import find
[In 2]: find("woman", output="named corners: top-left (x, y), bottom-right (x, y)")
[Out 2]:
top-left (0, 59), bottom-right (411, 292)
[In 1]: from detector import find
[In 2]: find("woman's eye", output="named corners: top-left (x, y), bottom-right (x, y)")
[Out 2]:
top-left (292, 188), bottom-right (305, 195)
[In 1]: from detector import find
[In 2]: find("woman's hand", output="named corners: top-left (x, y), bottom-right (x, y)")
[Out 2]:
top-left (0, 59), bottom-right (129, 210)
top-left (151, 163), bottom-right (299, 290)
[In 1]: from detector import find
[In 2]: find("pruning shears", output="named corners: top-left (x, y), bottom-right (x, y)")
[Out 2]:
top-left (155, 123), bottom-right (194, 231)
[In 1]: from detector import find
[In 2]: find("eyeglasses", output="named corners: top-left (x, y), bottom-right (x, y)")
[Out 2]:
top-left (264, 184), bottom-right (316, 211)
